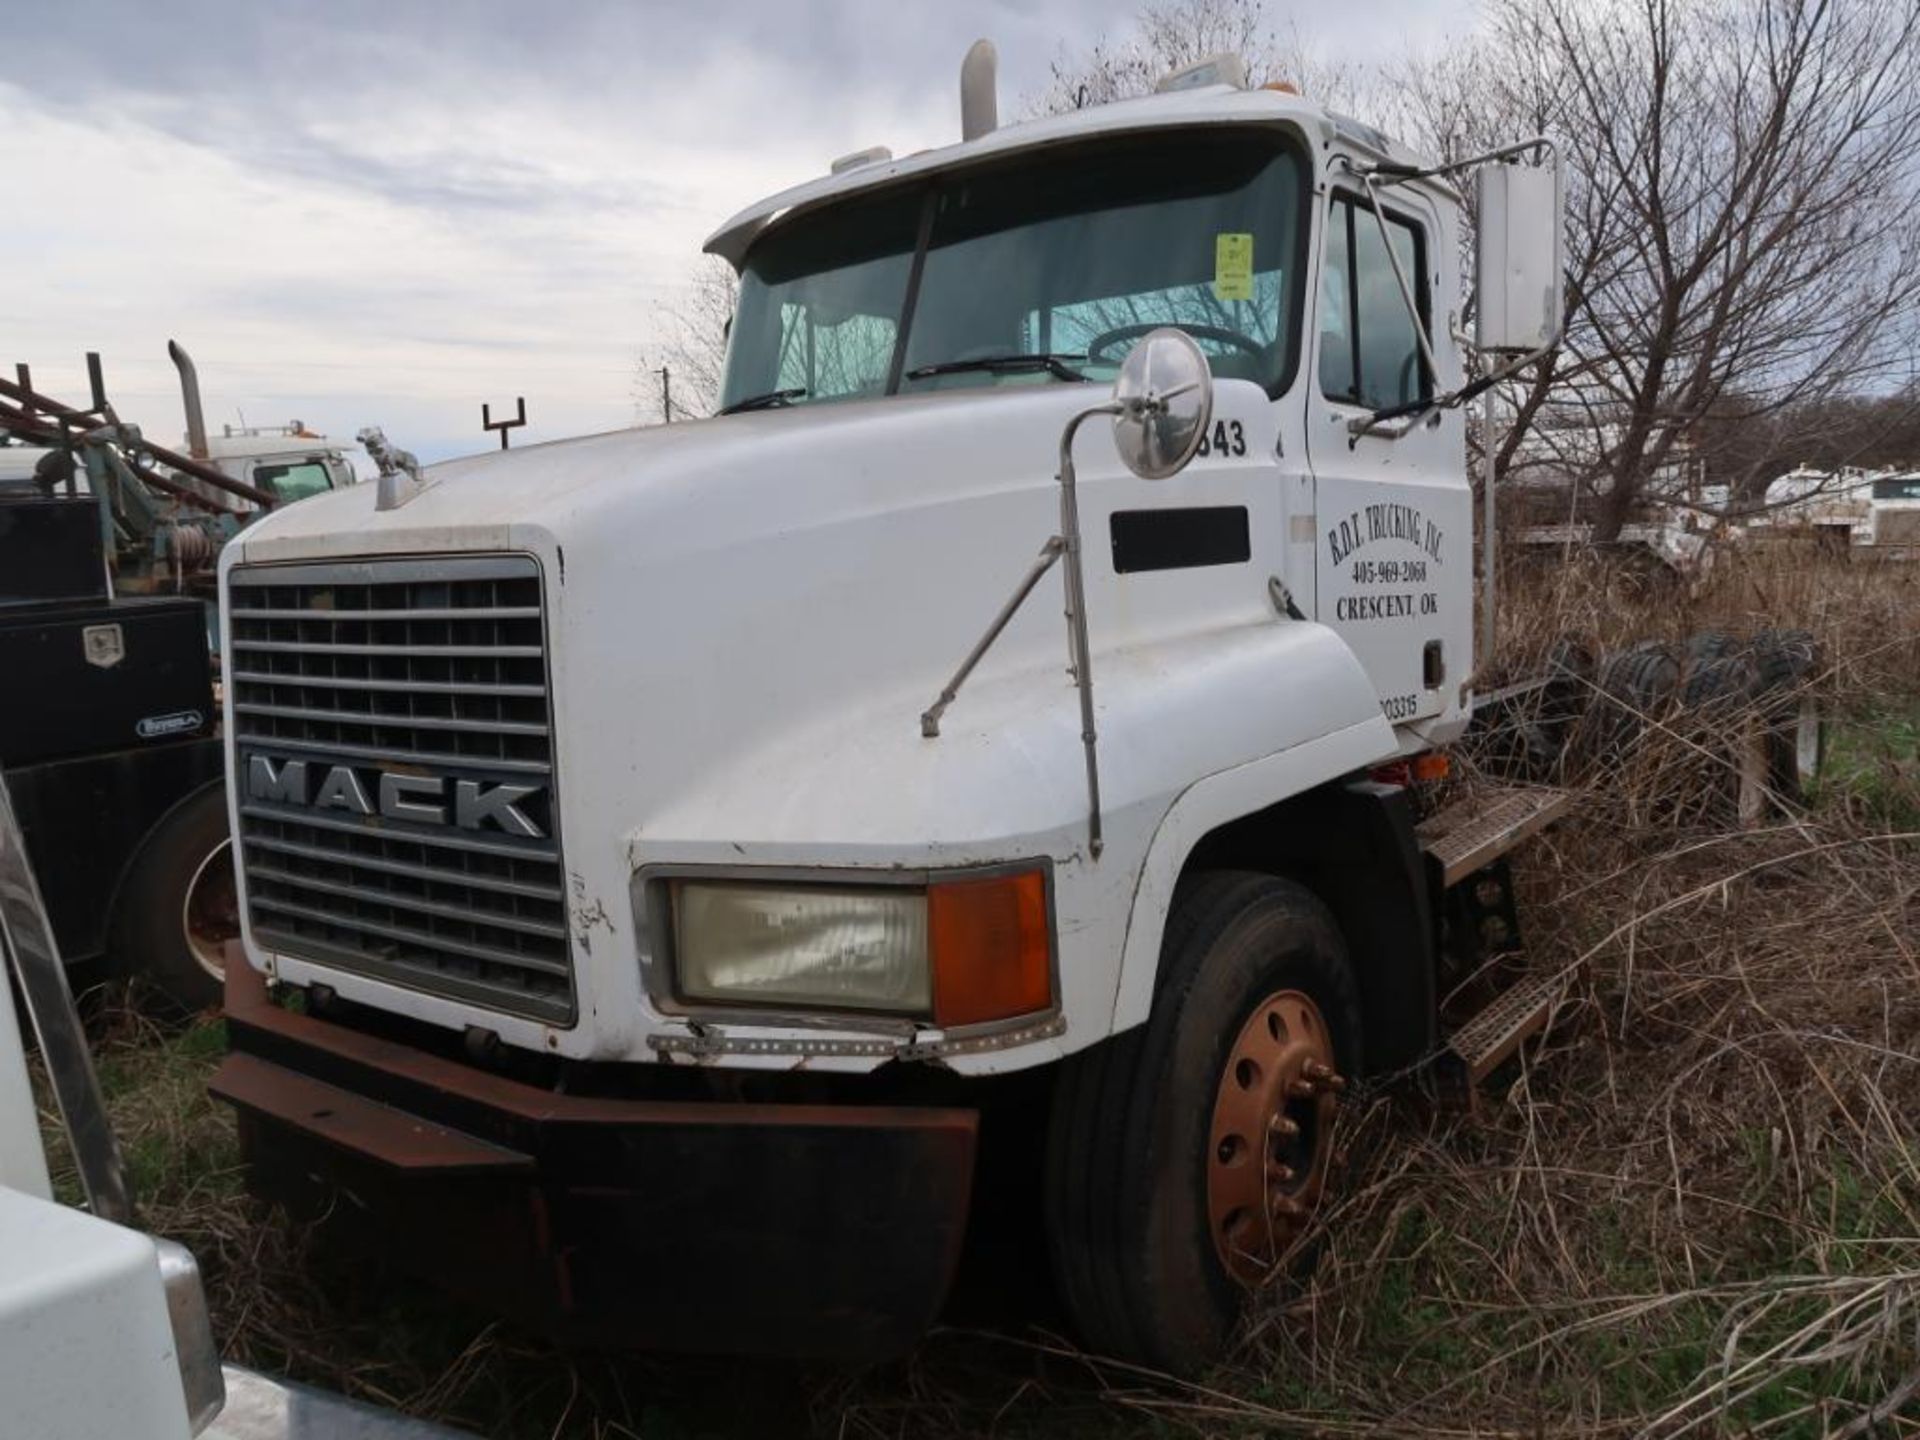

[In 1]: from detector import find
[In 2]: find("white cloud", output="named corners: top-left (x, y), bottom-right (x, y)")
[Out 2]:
top-left (2, 0), bottom-right (1471, 462)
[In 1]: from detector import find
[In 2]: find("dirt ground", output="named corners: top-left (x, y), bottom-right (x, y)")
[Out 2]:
top-left (37, 543), bottom-right (1920, 1438)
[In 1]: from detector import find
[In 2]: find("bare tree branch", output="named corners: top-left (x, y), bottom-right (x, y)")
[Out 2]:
top-left (635, 255), bottom-right (738, 423)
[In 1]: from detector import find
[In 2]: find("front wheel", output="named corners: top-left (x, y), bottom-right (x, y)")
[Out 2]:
top-left (1045, 872), bottom-right (1360, 1373)
top-left (108, 783), bottom-right (235, 1016)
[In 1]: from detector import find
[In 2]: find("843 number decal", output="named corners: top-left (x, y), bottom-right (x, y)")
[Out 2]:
top-left (1194, 419), bottom-right (1246, 458)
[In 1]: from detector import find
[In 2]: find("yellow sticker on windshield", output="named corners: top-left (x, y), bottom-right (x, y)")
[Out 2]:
top-left (1214, 232), bottom-right (1254, 301)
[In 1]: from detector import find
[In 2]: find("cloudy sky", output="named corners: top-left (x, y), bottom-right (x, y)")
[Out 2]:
top-left (3, 0), bottom-right (1471, 463)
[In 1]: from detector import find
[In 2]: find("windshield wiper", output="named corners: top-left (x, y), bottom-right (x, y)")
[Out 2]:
top-left (904, 353), bottom-right (1089, 384)
top-left (720, 387), bottom-right (807, 415)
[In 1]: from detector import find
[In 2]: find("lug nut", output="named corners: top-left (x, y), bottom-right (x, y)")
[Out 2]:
top-left (1269, 1115), bottom-right (1300, 1138)
top-left (1270, 1195), bottom-right (1305, 1219)
top-left (1303, 1060), bottom-right (1348, 1093)
top-left (1287, 1078), bottom-right (1317, 1099)
top-left (1270, 1164), bottom-right (1295, 1183)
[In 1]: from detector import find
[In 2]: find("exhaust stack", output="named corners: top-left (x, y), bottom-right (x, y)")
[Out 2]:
top-left (961, 39), bottom-right (997, 141)
top-left (168, 339), bottom-right (209, 460)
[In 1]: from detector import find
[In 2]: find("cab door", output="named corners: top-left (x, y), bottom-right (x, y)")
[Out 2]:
top-left (1305, 182), bottom-right (1470, 725)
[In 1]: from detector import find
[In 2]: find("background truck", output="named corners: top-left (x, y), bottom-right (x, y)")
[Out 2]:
top-left (0, 346), bottom-right (354, 1012)
top-left (1749, 463), bottom-right (1920, 558)
top-left (209, 46), bottom-right (1569, 1371)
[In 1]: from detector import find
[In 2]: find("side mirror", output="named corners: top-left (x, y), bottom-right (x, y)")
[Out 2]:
top-left (1111, 327), bottom-right (1215, 480)
top-left (1474, 156), bottom-right (1565, 354)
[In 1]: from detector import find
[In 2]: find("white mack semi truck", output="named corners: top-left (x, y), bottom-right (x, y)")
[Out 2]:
top-left (209, 47), bottom-right (1567, 1370)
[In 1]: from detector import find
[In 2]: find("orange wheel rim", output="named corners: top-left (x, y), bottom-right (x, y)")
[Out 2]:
top-left (182, 839), bottom-right (238, 982)
top-left (1206, 988), bottom-right (1344, 1286)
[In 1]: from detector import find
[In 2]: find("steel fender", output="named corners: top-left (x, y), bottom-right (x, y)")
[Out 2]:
top-left (632, 618), bottom-right (1386, 853)
top-left (1110, 714), bottom-right (1395, 1036)
top-left (630, 619), bottom-right (1391, 1069)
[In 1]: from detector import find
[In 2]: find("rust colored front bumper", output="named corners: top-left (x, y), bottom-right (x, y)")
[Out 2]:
top-left (211, 961), bottom-right (978, 1359)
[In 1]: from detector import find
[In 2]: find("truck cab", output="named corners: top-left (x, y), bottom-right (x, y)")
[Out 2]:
top-left (195, 424), bottom-right (356, 509)
top-left (211, 51), bottom-right (1562, 1371)
top-left (713, 101), bottom-right (1471, 737)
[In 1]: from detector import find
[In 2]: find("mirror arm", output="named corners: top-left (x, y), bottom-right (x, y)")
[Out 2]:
top-left (1347, 331), bottom-right (1559, 443)
top-left (1357, 136), bottom-right (1556, 189)
top-left (1351, 162), bottom-right (1443, 399)
top-left (1055, 403), bottom-right (1122, 860)
top-left (1341, 134), bottom-right (1564, 444)
top-left (920, 400), bottom-right (1124, 861)
top-left (920, 536), bottom-right (1067, 738)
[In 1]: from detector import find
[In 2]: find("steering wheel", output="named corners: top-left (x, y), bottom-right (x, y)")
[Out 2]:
top-left (1084, 322), bottom-right (1264, 367)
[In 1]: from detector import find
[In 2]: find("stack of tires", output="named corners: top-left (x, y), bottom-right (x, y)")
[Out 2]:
top-left (1541, 628), bottom-right (1824, 816)
top-left (1484, 635), bottom-right (1598, 780)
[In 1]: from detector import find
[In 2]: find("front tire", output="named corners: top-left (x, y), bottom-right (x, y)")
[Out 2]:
top-left (1044, 872), bottom-right (1360, 1373)
top-left (108, 783), bottom-right (235, 1016)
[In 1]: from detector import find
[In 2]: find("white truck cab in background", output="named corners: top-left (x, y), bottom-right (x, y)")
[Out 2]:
top-left (211, 46), bottom-right (1563, 1371)
top-left (195, 425), bottom-right (357, 507)
top-left (167, 341), bottom-right (357, 511)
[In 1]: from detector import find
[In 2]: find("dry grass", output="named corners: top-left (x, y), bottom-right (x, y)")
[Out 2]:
top-left (36, 539), bottom-right (1920, 1439)
top-left (1162, 540), bottom-right (1920, 1438)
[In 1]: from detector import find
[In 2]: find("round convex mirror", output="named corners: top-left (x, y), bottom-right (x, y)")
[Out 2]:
top-left (1111, 327), bottom-right (1215, 481)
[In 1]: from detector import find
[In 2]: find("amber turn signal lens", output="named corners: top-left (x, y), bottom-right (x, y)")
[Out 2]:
top-left (1411, 751), bottom-right (1451, 783)
top-left (929, 869), bottom-right (1052, 1029)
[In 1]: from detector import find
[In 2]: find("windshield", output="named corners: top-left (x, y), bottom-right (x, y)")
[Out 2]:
top-left (253, 458), bottom-right (335, 503)
top-left (719, 130), bottom-right (1307, 412)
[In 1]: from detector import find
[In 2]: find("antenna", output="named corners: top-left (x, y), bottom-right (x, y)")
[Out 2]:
top-left (482, 397), bottom-right (527, 450)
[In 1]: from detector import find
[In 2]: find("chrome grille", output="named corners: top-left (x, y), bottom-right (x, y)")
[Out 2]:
top-left (228, 555), bottom-right (573, 1023)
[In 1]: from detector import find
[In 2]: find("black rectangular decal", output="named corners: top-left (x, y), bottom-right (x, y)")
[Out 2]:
top-left (1110, 506), bottom-right (1251, 574)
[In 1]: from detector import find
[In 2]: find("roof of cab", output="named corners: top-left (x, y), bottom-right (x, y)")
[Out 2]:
top-left (703, 83), bottom-right (1434, 266)
top-left (202, 433), bottom-right (343, 462)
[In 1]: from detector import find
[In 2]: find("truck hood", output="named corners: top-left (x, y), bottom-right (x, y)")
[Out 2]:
top-left (225, 383), bottom-right (1214, 846)
top-left (229, 386), bottom-right (1099, 565)
top-left (225, 383), bottom-right (1363, 847)
top-left (221, 380), bottom-right (1395, 1063)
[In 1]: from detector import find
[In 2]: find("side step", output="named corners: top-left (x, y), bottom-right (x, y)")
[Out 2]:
top-left (1417, 785), bottom-right (1571, 889)
top-left (1421, 785), bottom-right (1576, 1088)
top-left (1445, 970), bottom-right (1568, 1084)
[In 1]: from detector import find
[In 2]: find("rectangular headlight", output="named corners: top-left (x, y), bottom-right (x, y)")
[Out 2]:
top-left (670, 880), bottom-right (931, 1014)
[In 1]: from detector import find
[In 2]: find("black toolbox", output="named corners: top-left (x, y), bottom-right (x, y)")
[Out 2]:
top-left (0, 595), bottom-right (214, 766)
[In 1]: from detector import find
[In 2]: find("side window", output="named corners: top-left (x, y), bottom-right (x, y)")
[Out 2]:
top-left (1318, 204), bottom-right (1355, 399)
top-left (1319, 195), bottom-right (1429, 410)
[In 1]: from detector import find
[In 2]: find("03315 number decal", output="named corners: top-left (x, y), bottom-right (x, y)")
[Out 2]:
top-left (1194, 419), bottom-right (1246, 458)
